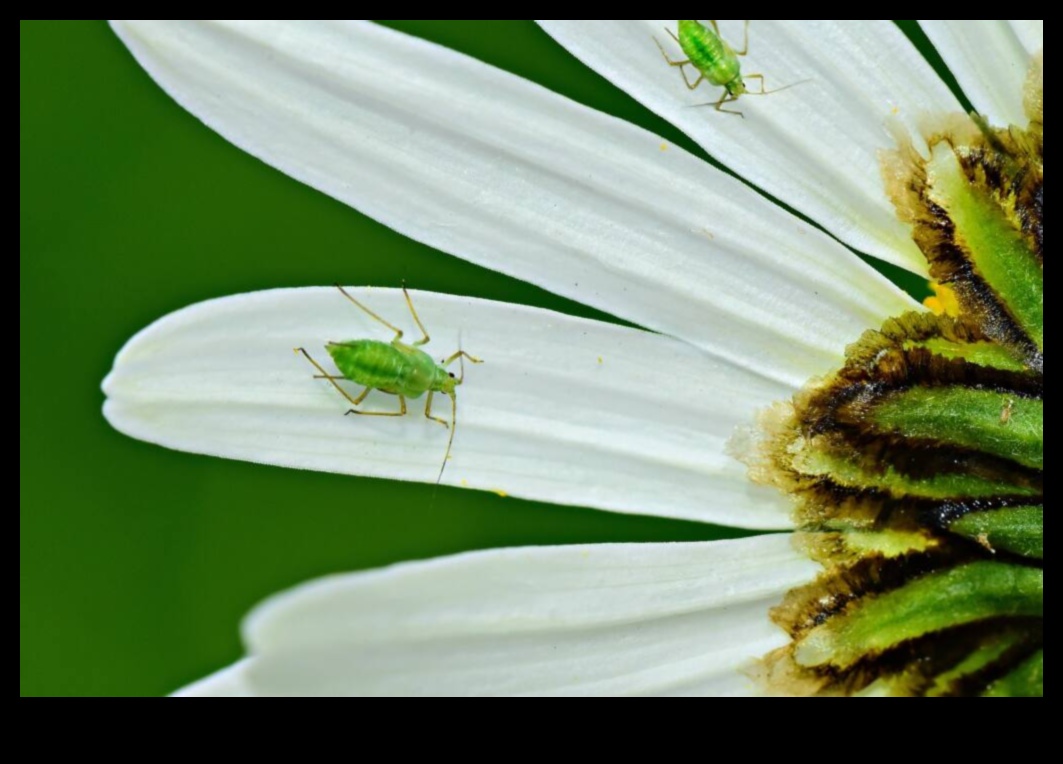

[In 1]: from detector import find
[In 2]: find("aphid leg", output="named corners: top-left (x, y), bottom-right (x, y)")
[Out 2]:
top-left (346, 394), bottom-right (407, 418)
top-left (314, 375), bottom-right (372, 405)
top-left (680, 69), bottom-right (707, 91)
top-left (400, 281), bottom-right (431, 347)
top-left (434, 392), bottom-right (459, 487)
top-left (654, 35), bottom-right (705, 90)
top-left (714, 91), bottom-right (745, 118)
top-left (295, 348), bottom-right (366, 408)
top-left (1000, 399), bottom-right (1015, 425)
top-left (443, 351), bottom-right (484, 366)
top-left (734, 20), bottom-right (750, 56)
top-left (424, 391), bottom-right (449, 428)
top-left (745, 73), bottom-right (810, 97)
top-left (334, 284), bottom-right (404, 342)
top-left (443, 350), bottom-right (484, 383)
top-left (709, 19), bottom-right (721, 35)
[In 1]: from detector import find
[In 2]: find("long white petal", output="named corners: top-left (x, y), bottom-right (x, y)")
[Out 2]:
top-left (1008, 20), bottom-right (1044, 57)
top-left (109, 20), bottom-right (917, 385)
top-left (172, 661), bottom-right (254, 698)
top-left (539, 19), bottom-right (959, 275)
top-left (103, 289), bottom-right (796, 529)
top-left (222, 535), bottom-right (816, 697)
top-left (920, 20), bottom-right (1042, 126)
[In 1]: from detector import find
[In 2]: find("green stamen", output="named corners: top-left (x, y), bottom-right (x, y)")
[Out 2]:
top-left (758, 54), bottom-right (1043, 697)
top-left (794, 563), bottom-right (1042, 671)
top-left (873, 387), bottom-right (1042, 470)
top-left (903, 337), bottom-right (1027, 372)
top-left (950, 506), bottom-right (1043, 560)
top-left (983, 650), bottom-right (1043, 698)
top-left (925, 144), bottom-right (1043, 353)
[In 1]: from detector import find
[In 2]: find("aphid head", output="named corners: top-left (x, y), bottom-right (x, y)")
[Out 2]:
top-left (436, 368), bottom-right (460, 394)
top-left (727, 77), bottom-right (748, 97)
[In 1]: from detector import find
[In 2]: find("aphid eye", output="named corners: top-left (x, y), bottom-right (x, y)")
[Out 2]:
top-left (449, 372), bottom-right (456, 379)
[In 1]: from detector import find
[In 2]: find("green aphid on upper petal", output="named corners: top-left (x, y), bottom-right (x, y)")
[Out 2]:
top-left (654, 20), bottom-right (801, 117)
top-left (753, 53), bottom-right (1044, 697)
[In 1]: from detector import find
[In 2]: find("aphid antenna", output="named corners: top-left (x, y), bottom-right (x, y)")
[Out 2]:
top-left (434, 392), bottom-right (458, 488)
top-left (687, 78), bottom-right (811, 112)
top-left (434, 330), bottom-right (464, 489)
top-left (745, 78), bottom-right (811, 97)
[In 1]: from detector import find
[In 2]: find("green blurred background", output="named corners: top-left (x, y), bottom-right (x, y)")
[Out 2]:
top-left (21, 20), bottom-right (937, 696)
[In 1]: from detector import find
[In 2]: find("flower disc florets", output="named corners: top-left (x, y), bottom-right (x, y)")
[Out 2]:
top-left (758, 54), bottom-right (1043, 697)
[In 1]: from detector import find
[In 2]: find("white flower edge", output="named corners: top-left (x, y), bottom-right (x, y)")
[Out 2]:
top-left (172, 661), bottom-right (254, 698)
top-left (175, 534), bottom-right (818, 697)
top-left (109, 20), bottom-right (918, 386)
top-left (538, 19), bottom-right (959, 275)
top-left (103, 288), bottom-right (801, 529)
top-left (920, 20), bottom-right (1043, 127)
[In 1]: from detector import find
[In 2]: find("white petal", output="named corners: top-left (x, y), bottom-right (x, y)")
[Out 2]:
top-left (236, 535), bottom-right (817, 697)
top-left (920, 20), bottom-right (1042, 126)
top-left (110, 20), bottom-right (917, 384)
top-left (539, 20), bottom-right (959, 275)
top-left (1008, 20), bottom-right (1044, 57)
top-left (104, 288), bottom-right (797, 529)
top-left (172, 661), bottom-right (254, 698)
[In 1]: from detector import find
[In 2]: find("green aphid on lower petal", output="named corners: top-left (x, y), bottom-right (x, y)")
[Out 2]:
top-left (295, 285), bottom-right (482, 485)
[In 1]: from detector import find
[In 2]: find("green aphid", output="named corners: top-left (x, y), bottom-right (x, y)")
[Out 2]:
top-left (655, 20), bottom-right (796, 116)
top-left (296, 285), bottom-right (482, 483)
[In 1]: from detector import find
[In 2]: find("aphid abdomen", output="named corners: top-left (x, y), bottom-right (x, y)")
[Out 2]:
top-left (393, 344), bottom-right (441, 398)
top-left (678, 19), bottom-right (739, 86)
top-left (327, 340), bottom-right (412, 395)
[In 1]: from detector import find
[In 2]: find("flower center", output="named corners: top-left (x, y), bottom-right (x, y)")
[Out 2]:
top-left (758, 54), bottom-right (1043, 697)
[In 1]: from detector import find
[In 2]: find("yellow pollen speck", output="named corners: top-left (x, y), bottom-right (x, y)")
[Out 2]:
top-left (493, 490), bottom-right (508, 498)
top-left (924, 282), bottom-right (962, 317)
top-left (891, 105), bottom-right (901, 116)
top-left (659, 143), bottom-right (669, 151)
top-left (597, 356), bottom-right (604, 365)
top-left (460, 479), bottom-right (469, 488)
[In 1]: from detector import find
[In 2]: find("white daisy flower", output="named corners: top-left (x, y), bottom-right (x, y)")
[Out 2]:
top-left (103, 20), bottom-right (1042, 697)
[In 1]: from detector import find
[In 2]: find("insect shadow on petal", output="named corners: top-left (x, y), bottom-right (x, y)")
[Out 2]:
top-left (296, 285), bottom-right (482, 484)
